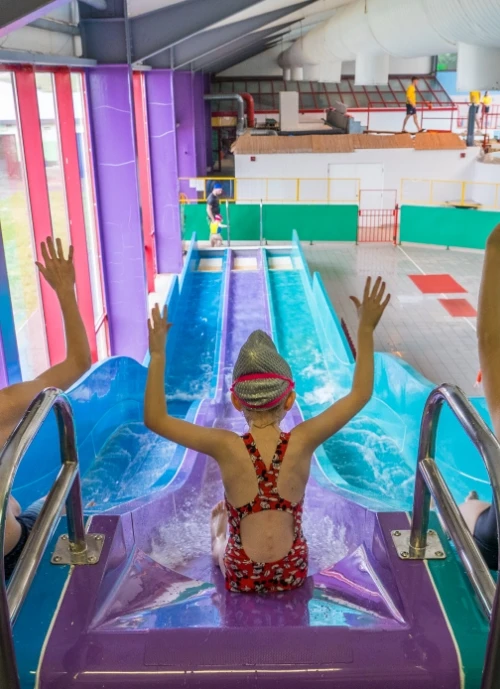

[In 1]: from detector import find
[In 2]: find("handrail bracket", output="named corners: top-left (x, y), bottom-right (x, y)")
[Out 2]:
top-left (391, 528), bottom-right (446, 560)
top-left (51, 532), bottom-right (105, 566)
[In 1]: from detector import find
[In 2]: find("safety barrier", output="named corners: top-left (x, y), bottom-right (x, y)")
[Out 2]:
top-left (399, 384), bottom-right (500, 689)
top-left (179, 177), bottom-right (360, 204)
top-left (401, 178), bottom-right (500, 210)
top-left (400, 205), bottom-right (500, 249)
top-left (182, 202), bottom-right (359, 242)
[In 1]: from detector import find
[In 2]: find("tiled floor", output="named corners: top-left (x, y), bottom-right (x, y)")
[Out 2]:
top-left (303, 242), bottom-right (484, 397)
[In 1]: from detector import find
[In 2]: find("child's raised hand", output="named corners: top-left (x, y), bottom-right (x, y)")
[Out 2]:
top-left (350, 276), bottom-right (390, 331)
top-left (148, 304), bottom-right (172, 356)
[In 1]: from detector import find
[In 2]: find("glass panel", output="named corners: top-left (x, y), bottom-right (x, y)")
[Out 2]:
top-left (286, 82), bottom-right (299, 92)
top-left (377, 83), bottom-right (391, 92)
top-left (219, 82), bottom-right (234, 92)
top-left (300, 94), bottom-right (316, 109)
top-left (312, 82), bottom-right (326, 92)
top-left (338, 93), bottom-right (356, 108)
top-left (316, 93), bottom-right (330, 108)
top-left (256, 95), bottom-right (276, 111)
top-left (353, 93), bottom-right (368, 107)
top-left (336, 80), bottom-right (351, 92)
top-left (246, 81), bottom-right (259, 93)
top-left (299, 82), bottom-right (312, 92)
top-left (351, 83), bottom-right (365, 92)
top-left (71, 73), bottom-right (106, 331)
top-left (437, 53), bottom-right (458, 71)
top-left (35, 72), bottom-right (70, 252)
top-left (259, 81), bottom-right (272, 94)
top-left (421, 91), bottom-right (437, 103)
top-left (274, 81), bottom-right (286, 93)
top-left (233, 81), bottom-right (246, 92)
top-left (389, 78), bottom-right (404, 91)
top-left (0, 72), bottom-right (49, 378)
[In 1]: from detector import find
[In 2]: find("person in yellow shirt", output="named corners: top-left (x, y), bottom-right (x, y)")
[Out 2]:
top-left (483, 91), bottom-right (493, 128)
top-left (470, 90), bottom-right (482, 129)
top-left (402, 77), bottom-right (424, 133)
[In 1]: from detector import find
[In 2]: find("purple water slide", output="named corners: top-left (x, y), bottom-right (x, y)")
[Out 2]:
top-left (38, 249), bottom-right (460, 688)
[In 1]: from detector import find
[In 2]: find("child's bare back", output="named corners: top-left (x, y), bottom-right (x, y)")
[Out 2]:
top-left (145, 277), bottom-right (390, 594)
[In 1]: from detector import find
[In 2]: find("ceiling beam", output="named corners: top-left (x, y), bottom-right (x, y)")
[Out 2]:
top-left (0, 49), bottom-right (96, 66)
top-left (0, 0), bottom-right (70, 38)
top-left (148, 0), bottom-right (316, 71)
top-left (192, 22), bottom-right (295, 72)
top-left (30, 17), bottom-right (80, 35)
top-left (132, 0), bottom-right (268, 64)
top-left (203, 39), bottom-right (284, 76)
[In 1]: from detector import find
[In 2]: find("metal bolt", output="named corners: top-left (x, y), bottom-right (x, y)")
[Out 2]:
top-left (53, 556), bottom-right (62, 563)
top-left (400, 551), bottom-right (409, 559)
top-left (435, 551), bottom-right (444, 558)
top-left (428, 529), bottom-right (435, 536)
top-left (61, 534), bottom-right (68, 541)
top-left (94, 535), bottom-right (103, 542)
top-left (393, 530), bottom-right (401, 537)
top-left (88, 556), bottom-right (97, 564)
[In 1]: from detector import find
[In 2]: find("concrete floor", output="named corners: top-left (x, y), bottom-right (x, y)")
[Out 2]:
top-left (304, 242), bottom-right (484, 397)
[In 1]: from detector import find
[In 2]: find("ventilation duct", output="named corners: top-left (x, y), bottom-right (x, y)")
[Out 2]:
top-left (280, 0), bottom-right (500, 89)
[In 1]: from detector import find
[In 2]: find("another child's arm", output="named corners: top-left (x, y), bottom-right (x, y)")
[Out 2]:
top-left (478, 225), bottom-right (500, 439)
top-left (144, 305), bottom-right (232, 459)
top-left (295, 277), bottom-right (390, 452)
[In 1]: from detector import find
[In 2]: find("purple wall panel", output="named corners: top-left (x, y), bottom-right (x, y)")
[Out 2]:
top-left (204, 74), bottom-right (213, 172)
top-left (173, 71), bottom-right (197, 201)
top-left (193, 72), bottom-right (207, 176)
top-left (145, 71), bottom-right (183, 274)
top-left (86, 66), bottom-right (148, 361)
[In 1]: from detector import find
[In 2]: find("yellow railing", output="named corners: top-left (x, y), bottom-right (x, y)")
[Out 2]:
top-left (178, 177), bottom-right (360, 204)
top-left (401, 178), bottom-right (500, 210)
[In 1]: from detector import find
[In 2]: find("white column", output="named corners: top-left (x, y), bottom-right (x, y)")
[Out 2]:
top-left (355, 53), bottom-right (390, 86)
top-left (457, 43), bottom-right (500, 91)
top-left (290, 66), bottom-right (304, 81)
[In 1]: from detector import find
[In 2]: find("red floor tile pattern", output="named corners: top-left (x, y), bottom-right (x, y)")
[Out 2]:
top-left (409, 274), bottom-right (467, 294)
top-left (438, 299), bottom-right (477, 318)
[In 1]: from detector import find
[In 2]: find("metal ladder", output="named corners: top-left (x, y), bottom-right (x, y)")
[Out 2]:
top-left (0, 388), bottom-right (104, 689)
top-left (392, 384), bottom-right (500, 689)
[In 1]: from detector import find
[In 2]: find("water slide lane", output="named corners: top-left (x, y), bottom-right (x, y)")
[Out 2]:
top-left (35, 247), bottom-right (469, 688)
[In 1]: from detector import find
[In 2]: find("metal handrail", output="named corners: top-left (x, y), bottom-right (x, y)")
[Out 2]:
top-left (408, 384), bottom-right (500, 689)
top-left (0, 388), bottom-right (87, 689)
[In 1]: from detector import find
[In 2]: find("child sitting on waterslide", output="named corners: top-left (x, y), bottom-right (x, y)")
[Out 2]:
top-left (145, 277), bottom-right (390, 593)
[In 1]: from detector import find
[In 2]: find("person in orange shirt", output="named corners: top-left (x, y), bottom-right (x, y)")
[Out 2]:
top-left (402, 77), bottom-right (424, 133)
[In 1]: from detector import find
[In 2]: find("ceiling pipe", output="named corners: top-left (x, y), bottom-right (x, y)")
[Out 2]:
top-left (204, 93), bottom-right (245, 137)
top-left (280, 0), bottom-right (500, 88)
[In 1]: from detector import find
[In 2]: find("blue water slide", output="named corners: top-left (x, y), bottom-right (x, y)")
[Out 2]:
top-left (12, 237), bottom-right (227, 514)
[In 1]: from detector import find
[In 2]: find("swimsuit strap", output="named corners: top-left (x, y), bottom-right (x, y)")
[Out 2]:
top-left (241, 432), bottom-right (290, 497)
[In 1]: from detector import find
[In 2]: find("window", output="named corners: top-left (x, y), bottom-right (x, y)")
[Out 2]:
top-left (71, 72), bottom-right (107, 358)
top-left (35, 72), bottom-right (70, 251)
top-left (0, 72), bottom-right (49, 378)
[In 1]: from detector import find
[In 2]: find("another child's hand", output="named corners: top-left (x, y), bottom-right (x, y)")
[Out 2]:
top-left (350, 277), bottom-right (390, 331)
top-left (36, 237), bottom-right (75, 298)
top-left (148, 304), bottom-right (172, 356)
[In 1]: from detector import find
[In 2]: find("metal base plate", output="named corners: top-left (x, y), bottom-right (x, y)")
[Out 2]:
top-left (391, 529), bottom-right (446, 560)
top-left (51, 533), bottom-right (105, 566)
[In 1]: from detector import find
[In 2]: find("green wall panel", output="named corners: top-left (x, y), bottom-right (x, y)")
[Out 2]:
top-left (400, 205), bottom-right (500, 249)
top-left (182, 204), bottom-right (359, 242)
top-left (263, 205), bottom-right (358, 241)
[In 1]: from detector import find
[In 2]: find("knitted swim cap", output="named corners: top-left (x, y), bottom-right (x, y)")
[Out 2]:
top-left (231, 330), bottom-right (294, 410)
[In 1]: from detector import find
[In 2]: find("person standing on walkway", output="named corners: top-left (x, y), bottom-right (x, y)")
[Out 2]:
top-left (402, 77), bottom-right (424, 133)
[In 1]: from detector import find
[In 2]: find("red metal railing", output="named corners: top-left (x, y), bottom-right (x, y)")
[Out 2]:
top-left (358, 189), bottom-right (399, 243)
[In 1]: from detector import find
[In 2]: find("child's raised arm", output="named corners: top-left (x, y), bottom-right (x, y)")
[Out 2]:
top-left (144, 305), bottom-right (233, 459)
top-left (295, 277), bottom-right (390, 453)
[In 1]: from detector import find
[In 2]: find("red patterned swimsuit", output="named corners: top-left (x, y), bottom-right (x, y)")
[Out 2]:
top-left (224, 432), bottom-right (308, 594)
